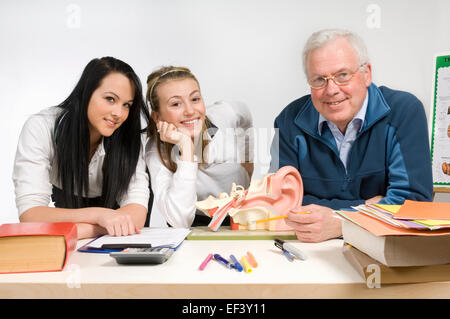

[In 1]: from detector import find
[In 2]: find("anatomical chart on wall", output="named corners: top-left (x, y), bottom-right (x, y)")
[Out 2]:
top-left (431, 54), bottom-right (450, 185)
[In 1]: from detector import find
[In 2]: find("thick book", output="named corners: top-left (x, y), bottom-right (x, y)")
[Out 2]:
top-left (0, 222), bottom-right (77, 274)
top-left (343, 243), bottom-right (450, 284)
top-left (342, 219), bottom-right (450, 266)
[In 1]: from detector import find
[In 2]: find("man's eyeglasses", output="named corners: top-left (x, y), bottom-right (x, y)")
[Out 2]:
top-left (308, 64), bottom-right (366, 89)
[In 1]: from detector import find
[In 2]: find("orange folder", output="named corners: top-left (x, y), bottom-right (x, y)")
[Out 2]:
top-left (394, 200), bottom-right (450, 221)
top-left (338, 210), bottom-right (450, 237)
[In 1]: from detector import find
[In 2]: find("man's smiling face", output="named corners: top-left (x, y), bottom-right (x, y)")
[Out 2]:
top-left (307, 37), bottom-right (372, 133)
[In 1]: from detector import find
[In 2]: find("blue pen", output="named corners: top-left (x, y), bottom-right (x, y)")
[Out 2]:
top-left (275, 238), bottom-right (307, 261)
top-left (229, 254), bottom-right (243, 272)
top-left (282, 248), bottom-right (295, 262)
top-left (213, 253), bottom-right (234, 269)
top-left (274, 241), bottom-right (295, 262)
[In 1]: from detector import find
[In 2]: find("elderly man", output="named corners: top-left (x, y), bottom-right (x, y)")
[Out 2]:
top-left (270, 29), bottom-right (433, 242)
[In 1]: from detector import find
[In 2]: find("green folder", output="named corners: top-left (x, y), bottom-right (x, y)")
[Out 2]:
top-left (186, 226), bottom-right (297, 240)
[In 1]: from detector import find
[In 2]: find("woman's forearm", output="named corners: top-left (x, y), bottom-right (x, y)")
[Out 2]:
top-left (19, 206), bottom-right (104, 224)
top-left (75, 223), bottom-right (107, 239)
top-left (20, 205), bottom-right (147, 238)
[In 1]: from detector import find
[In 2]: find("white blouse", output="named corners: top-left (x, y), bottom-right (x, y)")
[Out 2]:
top-left (12, 106), bottom-right (150, 217)
top-left (145, 101), bottom-right (253, 228)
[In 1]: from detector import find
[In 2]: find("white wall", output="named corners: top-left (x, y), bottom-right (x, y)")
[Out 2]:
top-left (1, 0), bottom-right (449, 223)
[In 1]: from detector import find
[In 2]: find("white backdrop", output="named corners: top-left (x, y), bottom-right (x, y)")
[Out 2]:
top-left (1, 0), bottom-right (449, 224)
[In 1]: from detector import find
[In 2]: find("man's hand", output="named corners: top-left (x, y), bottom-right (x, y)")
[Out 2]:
top-left (285, 204), bottom-right (342, 243)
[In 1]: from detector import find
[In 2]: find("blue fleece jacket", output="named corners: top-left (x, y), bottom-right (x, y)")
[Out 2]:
top-left (270, 83), bottom-right (433, 210)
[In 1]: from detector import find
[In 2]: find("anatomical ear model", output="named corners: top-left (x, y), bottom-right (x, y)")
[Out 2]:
top-left (195, 166), bottom-right (303, 231)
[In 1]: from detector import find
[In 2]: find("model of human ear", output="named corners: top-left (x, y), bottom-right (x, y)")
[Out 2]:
top-left (195, 166), bottom-right (303, 231)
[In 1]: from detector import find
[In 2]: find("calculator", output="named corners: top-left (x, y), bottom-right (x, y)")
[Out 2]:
top-left (110, 247), bottom-right (174, 264)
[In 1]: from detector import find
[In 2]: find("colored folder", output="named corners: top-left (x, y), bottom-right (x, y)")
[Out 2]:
top-left (394, 200), bottom-right (450, 221)
top-left (337, 210), bottom-right (450, 237)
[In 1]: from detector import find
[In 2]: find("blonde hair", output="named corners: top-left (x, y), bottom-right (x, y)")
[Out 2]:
top-left (146, 66), bottom-right (210, 172)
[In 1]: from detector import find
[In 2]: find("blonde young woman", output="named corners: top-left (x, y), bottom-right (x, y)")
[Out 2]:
top-left (145, 66), bottom-right (253, 227)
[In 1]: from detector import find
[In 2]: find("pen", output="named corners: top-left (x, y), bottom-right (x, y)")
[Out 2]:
top-left (213, 253), bottom-right (234, 269)
top-left (229, 254), bottom-right (243, 272)
top-left (281, 248), bottom-right (295, 262)
top-left (274, 238), bottom-right (307, 261)
top-left (241, 256), bottom-right (253, 273)
top-left (274, 241), bottom-right (294, 261)
top-left (199, 253), bottom-right (213, 271)
top-left (246, 251), bottom-right (258, 268)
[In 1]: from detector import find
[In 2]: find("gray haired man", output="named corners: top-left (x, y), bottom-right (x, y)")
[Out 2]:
top-left (270, 29), bottom-right (433, 242)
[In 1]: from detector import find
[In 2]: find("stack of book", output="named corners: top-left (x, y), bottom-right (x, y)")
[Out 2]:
top-left (336, 200), bottom-right (450, 284)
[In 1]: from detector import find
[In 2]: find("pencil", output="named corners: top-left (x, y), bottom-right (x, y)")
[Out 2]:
top-left (254, 216), bottom-right (286, 223)
top-left (254, 212), bottom-right (309, 224)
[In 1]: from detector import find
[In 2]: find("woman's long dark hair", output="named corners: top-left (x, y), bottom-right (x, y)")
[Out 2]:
top-left (54, 56), bottom-right (150, 208)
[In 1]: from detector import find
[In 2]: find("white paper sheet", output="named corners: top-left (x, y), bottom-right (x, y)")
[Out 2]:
top-left (87, 228), bottom-right (191, 249)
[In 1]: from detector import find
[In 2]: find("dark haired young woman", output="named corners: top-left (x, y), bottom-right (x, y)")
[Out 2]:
top-left (13, 57), bottom-right (150, 239)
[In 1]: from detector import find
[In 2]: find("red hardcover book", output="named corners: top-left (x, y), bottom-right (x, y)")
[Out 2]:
top-left (0, 222), bottom-right (78, 274)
